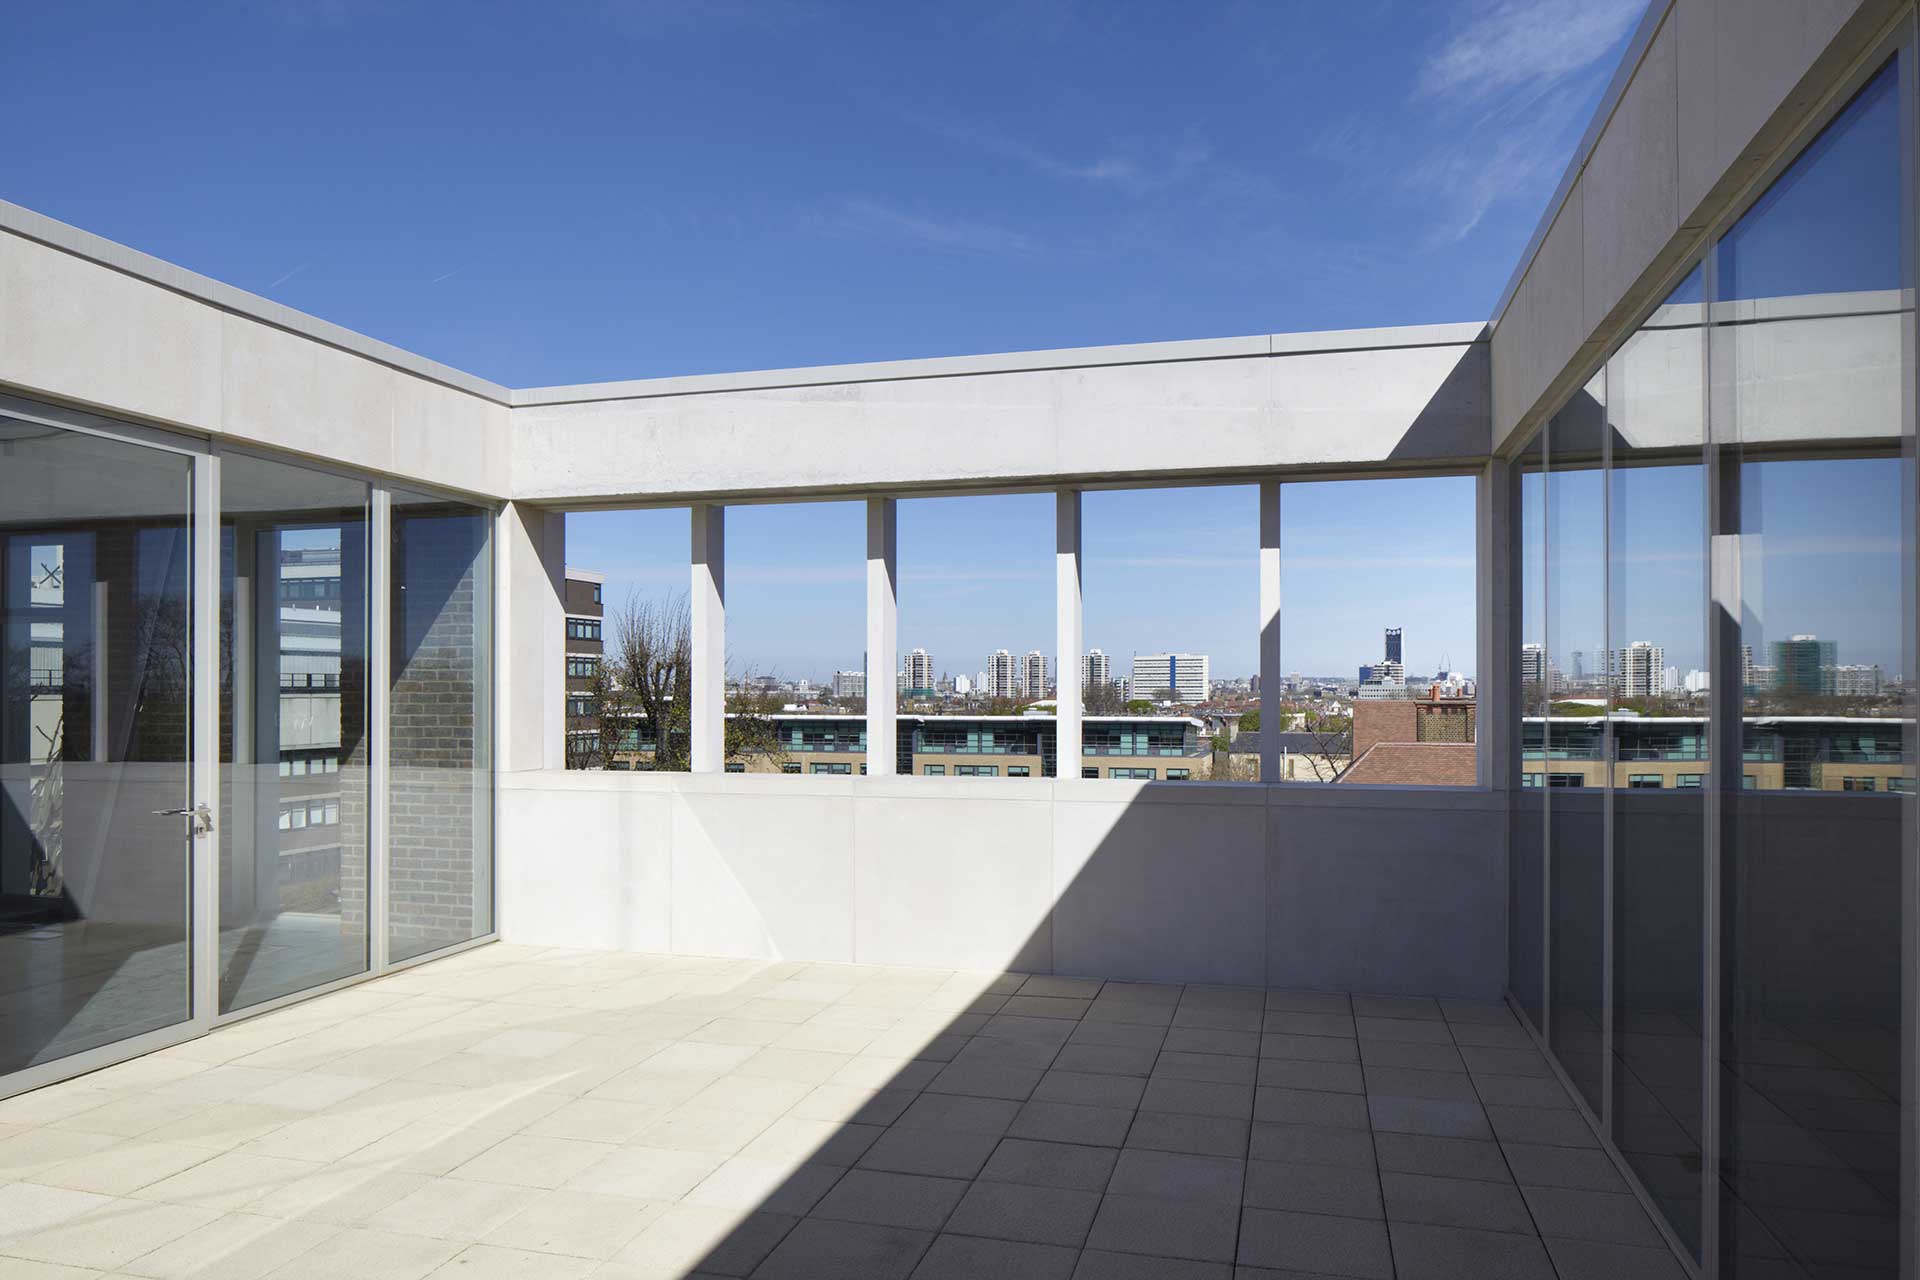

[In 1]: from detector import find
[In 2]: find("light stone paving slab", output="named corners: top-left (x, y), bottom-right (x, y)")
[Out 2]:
top-left (0, 942), bottom-right (1678, 1278)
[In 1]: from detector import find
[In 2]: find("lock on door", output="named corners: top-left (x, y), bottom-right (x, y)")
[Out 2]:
top-left (154, 804), bottom-right (216, 836)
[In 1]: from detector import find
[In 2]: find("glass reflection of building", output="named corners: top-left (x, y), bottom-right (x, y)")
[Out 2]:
top-left (1511, 56), bottom-right (1911, 1278)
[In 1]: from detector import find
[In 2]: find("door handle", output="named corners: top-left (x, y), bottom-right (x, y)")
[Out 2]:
top-left (154, 804), bottom-right (216, 836)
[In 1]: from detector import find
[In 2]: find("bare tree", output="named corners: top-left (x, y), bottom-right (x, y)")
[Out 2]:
top-left (1293, 707), bottom-right (1354, 782)
top-left (1084, 679), bottom-right (1127, 715)
top-left (602, 590), bottom-right (692, 771)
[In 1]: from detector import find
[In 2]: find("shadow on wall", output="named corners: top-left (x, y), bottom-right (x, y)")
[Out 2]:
top-left (1387, 333), bottom-right (1493, 464)
top-left (496, 769), bottom-right (1510, 1275)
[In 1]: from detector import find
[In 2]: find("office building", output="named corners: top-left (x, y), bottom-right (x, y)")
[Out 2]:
top-left (1082, 648), bottom-right (1111, 689)
top-left (902, 647), bottom-right (934, 694)
top-left (1613, 640), bottom-right (1666, 698)
top-left (1383, 626), bottom-right (1402, 665)
top-left (831, 669), bottom-right (865, 699)
top-left (1131, 652), bottom-right (1209, 703)
top-left (1773, 634), bottom-right (1838, 696)
top-left (563, 567), bottom-right (604, 755)
top-left (1022, 650), bottom-right (1049, 700)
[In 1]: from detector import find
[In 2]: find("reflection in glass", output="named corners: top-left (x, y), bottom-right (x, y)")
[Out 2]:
top-left (218, 453), bottom-right (369, 1012)
top-left (1608, 268), bottom-right (1706, 1255)
top-left (0, 417), bottom-right (194, 1071)
top-left (1512, 432), bottom-right (1547, 1031)
top-left (389, 490), bottom-right (493, 963)
top-left (1546, 375), bottom-right (1606, 1114)
top-left (1714, 58), bottom-right (1907, 1279)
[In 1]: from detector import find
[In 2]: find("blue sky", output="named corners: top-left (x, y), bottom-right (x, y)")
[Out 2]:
top-left (1, 0), bottom-right (1646, 382)
top-left (5, 0), bottom-right (1656, 683)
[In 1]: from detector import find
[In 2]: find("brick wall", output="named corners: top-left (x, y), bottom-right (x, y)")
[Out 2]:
top-left (389, 509), bottom-right (490, 959)
top-left (1351, 700), bottom-right (1417, 763)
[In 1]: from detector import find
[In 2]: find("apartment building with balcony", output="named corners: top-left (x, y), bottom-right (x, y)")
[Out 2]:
top-left (0, 3), bottom-right (1916, 1277)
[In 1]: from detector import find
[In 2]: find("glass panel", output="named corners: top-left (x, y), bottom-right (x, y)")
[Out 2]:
top-left (1083, 486), bottom-right (1253, 780)
top-left (1608, 266), bottom-right (1707, 1256)
top-left (389, 489), bottom-right (493, 963)
top-left (1281, 475), bottom-right (1478, 784)
top-left (1714, 58), bottom-right (1907, 1278)
top-left (723, 501), bottom-right (864, 775)
top-left (898, 494), bottom-right (1053, 777)
top-left (218, 452), bottom-right (369, 1012)
top-left (0, 417), bottom-right (194, 1071)
top-left (1546, 374), bottom-right (1606, 1114)
top-left (1512, 429), bottom-right (1546, 1030)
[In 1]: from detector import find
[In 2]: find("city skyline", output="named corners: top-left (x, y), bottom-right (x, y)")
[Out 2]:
top-left (566, 476), bottom-right (1481, 686)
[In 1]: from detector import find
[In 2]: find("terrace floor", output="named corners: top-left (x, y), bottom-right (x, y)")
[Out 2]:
top-left (0, 943), bottom-right (1681, 1279)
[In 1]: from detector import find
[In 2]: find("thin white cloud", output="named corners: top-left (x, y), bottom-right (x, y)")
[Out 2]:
top-left (267, 263), bottom-right (309, 289)
top-left (803, 197), bottom-right (1042, 260)
top-left (1417, 0), bottom-right (1646, 103)
top-left (898, 111), bottom-right (1211, 195)
top-left (1405, 0), bottom-right (1647, 243)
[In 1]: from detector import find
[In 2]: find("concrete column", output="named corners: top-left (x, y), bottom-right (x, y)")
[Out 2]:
top-left (691, 504), bottom-right (726, 774)
top-left (496, 502), bottom-right (566, 773)
top-left (866, 498), bottom-right (898, 776)
top-left (1055, 490), bottom-right (1083, 779)
top-left (1259, 481), bottom-right (1282, 783)
top-left (1478, 459), bottom-right (1511, 788)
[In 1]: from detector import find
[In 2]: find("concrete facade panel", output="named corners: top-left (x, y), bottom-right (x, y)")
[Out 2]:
top-left (0, 232), bottom-right (223, 432)
top-left (391, 374), bottom-right (512, 500)
top-left (1050, 795), bottom-right (1267, 986)
top-left (1522, 191), bottom-right (1589, 424)
top-left (1267, 802), bottom-right (1505, 999)
top-left (852, 795), bottom-right (1054, 972)
top-left (220, 313), bottom-right (398, 477)
top-left (669, 787), bottom-right (855, 961)
top-left (1582, 19), bottom-right (1681, 337)
top-left (512, 336), bottom-right (1490, 505)
top-left (494, 774), bottom-right (1508, 996)
top-left (497, 779), bottom-right (671, 951)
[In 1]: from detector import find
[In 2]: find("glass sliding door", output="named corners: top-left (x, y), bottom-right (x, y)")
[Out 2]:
top-left (1713, 58), bottom-right (1907, 1277)
top-left (1512, 429), bottom-right (1546, 1030)
top-left (218, 451), bottom-right (370, 1012)
top-left (1545, 374), bottom-right (1607, 1115)
top-left (388, 488), bottom-right (493, 963)
top-left (0, 411), bottom-right (198, 1073)
top-left (1608, 268), bottom-right (1707, 1256)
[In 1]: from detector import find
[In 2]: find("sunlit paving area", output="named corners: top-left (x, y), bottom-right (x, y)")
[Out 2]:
top-left (3, 2), bottom-right (1919, 1278)
top-left (0, 944), bottom-right (1678, 1280)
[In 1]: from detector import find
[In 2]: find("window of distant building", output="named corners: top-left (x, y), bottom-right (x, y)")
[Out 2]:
top-left (1628, 775), bottom-right (1663, 789)
top-left (1111, 767), bottom-right (1157, 780)
top-left (956, 764), bottom-right (998, 776)
top-left (812, 762), bottom-right (852, 775)
top-left (923, 764), bottom-right (945, 776)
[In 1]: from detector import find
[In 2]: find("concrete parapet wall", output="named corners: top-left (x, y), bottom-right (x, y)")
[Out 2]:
top-left (497, 770), bottom-right (1506, 999)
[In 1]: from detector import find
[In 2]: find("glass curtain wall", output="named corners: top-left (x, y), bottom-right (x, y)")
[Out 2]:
top-left (1511, 431), bottom-right (1546, 1030)
top-left (1509, 54), bottom-right (1912, 1280)
top-left (389, 489), bottom-right (494, 963)
top-left (1714, 59), bottom-right (1907, 1279)
top-left (218, 452), bottom-right (370, 1012)
top-left (1546, 375), bottom-right (1607, 1114)
top-left (0, 416), bottom-right (195, 1073)
top-left (1609, 267), bottom-right (1708, 1255)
